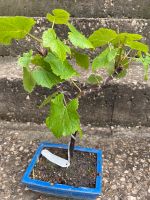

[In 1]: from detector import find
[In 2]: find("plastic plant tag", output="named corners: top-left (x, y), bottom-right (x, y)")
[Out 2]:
top-left (41, 149), bottom-right (70, 168)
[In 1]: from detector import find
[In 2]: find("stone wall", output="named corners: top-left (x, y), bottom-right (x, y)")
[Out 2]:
top-left (0, 0), bottom-right (149, 56)
top-left (0, 0), bottom-right (150, 18)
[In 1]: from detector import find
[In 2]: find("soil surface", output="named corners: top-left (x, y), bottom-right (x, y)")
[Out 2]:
top-left (31, 148), bottom-right (97, 188)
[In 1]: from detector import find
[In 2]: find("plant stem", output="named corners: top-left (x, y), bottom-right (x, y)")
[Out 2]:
top-left (28, 33), bottom-right (42, 43)
top-left (68, 72), bottom-right (117, 160)
top-left (71, 80), bottom-right (82, 93)
top-left (51, 19), bottom-right (55, 29)
top-left (63, 95), bottom-right (67, 106)
top-left (79, 75), bottom-right (113, 97)
top-left (69, 132), bottom-right (77, 159)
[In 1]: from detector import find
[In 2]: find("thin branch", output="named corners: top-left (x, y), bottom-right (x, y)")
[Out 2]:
top-left (68, 132), bottom-right (77, 160)
top-left (120, 49), bottom-right (133, 64)
top-left (71, 80), bottom-right (82, 93)
top-left (63, 95), bottom-right (67, 106)
top-left (125, 49), bottom-right (132, 58)
top-left (115, 37), bottom-right (127, 68)
top-left (28, 33), bottom-right (42, 43)
top-left (51, 19), bottom-right (55, 29)
top-left (79, 75), bottom-right (113, 97)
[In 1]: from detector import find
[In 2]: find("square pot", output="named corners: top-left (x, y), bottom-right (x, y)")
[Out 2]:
top-left (21, 142), bottom-right (102, 200)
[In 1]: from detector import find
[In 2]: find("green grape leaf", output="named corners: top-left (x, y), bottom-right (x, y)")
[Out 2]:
top-left (92, 48), bottom-right (110, 70)
top-left (138, 54), bottom-right (150, 81)
top-left (116, 69), bottom-right (127, 79)
top-left (23, 67), bottom-right (36, 93)
top-left (46, 9), bottom-right (70, 24)
top-left (92, 48), bottom-right (118, 75)
top-left (71, 50), bottom-right (89, 69)
top-left (46, 94), bottom-right (81, 138)
top-left (126, 41), bottom-right (149, 53)
top-left (32, 54), bottom-right (65, 80)
top-left (121, 57), bottom-right (129, 69)
top-left (18, 50), bottom-right (33, 68)
top-left (87, 74), bottom-right (103, 85)
top-left (44, 53), bottom-right (77, 80)
top-left (42, 28), bottom-right (56, 46)
top-left (89, 28), bottom-right (117, 48)
top-left (68, 23), bottom-right (94, 49)
top-left (0, 17), bottom-right (35, 45)
top-left (31, 54), bottom-right (51, 71)
top-left (143, 54), bottom-right (150, 64)
top-left (39, 92), bottom-right (59, 109)
top-left (42, 28), bottom-right (70, 61)
top-left (32, 67), bottom-right (61, 89)
top-left (112, 33), bottom-right (143, 45)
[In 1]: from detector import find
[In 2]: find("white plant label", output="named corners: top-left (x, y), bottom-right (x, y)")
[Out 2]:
top-left (41, 149), bottom-right (70, 168)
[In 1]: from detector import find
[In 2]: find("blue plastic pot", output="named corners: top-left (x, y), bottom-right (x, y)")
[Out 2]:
top-left (22, 142), bottom-right (102, 200)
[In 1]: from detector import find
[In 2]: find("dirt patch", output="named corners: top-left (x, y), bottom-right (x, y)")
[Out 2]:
top-left (31, 147), bottom-right (97, 188)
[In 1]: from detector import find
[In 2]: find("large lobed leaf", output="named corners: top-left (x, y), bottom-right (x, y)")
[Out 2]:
top-left (23, 67), bottom-right (36, 93)
top-left (0, 16), bottom-right (35, 45)
top-left (68, 23), bottom-right (94, 49)
top-left (18, 50), bottom-right (35, 93)
top-left (71, 49), bottom-right (89, 69)
top-left (18, 50), bottom-right (33, 68)
top-left (46, 9), bottom-right (70, 25)
top-left (42, 28), bottom-right (70, 61)
top-left (44, 53), bottom-right (78, 80)
top-left (89, 28), bottom-right (117, 48)
top-left (87, 74), bottom-right (103, 85)
top-left (32, 68), bottom-right (61, 89)
top-left (126, 41), bottom-right (149, 53)
top-left (31, 54), bottom-right (62, 88)
top-left (31, 54), bottom-right (50, 70)
top-left (46, 94), bottom-right (81, 138)
top-left (138, 54), bottom-right (150, 80)
top-left (19, 52), bottom-right (62, 90)
top-left (39, 92), bottom-right (59, 109)
top-left (112, 32), bottom-right (143, 45)
top-left (92, 47), bottom-right (118, 75)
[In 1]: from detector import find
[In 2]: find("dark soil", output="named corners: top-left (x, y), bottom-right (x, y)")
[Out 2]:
top-left (31, 147), bottom-right (97, 188)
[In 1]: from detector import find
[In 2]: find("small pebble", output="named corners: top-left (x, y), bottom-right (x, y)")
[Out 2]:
top-left (26, 95), bottom-right (30, 100)
top-left (132, 189), bottom-right (138, 195)
top-left (120, 177), bottom-right (126, 182)
top-left (133, 167), bottom-right (136, 171)
top-left (124, 170), bottom-right (129, 174)
top-left (111, 185), bottom-right (117, 190)
top-left (127, 183), bottom-right (133, 190)
top-left (2, 185), bottom-right (5, 190)
top-left (19, 146), bottom-right (23, 151)
top-left (24, 149), bottom-right (29, 153)
top-left (127, 196), bottom-right (137, 200)
top-left (25, 187), bottom-right (29, 191)
top-left (96, 198), bottom-right (101, 200)
top-left (10, 146), bottom-right (15, 151)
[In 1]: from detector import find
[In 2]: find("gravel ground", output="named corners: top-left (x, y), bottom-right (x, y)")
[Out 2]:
top-left (0, 121), bottom-right (150, 200)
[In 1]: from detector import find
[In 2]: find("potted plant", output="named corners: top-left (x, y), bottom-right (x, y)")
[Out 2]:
top-left (0, 9), bottom-right (150, 200)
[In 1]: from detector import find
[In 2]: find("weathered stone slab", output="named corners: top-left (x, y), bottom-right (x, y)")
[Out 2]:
top-left (0, 0), bottom-right (150, 19)
top-left (0, 77), bottom-right (150, 127)
top-left (0, 18), bottom-right (150, 56)
top-left (0, 56), bottom-right (150, 127)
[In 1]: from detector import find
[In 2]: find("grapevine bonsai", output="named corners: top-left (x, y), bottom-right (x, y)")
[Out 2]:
top-left (0, 8), bottom-right (150, 199)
